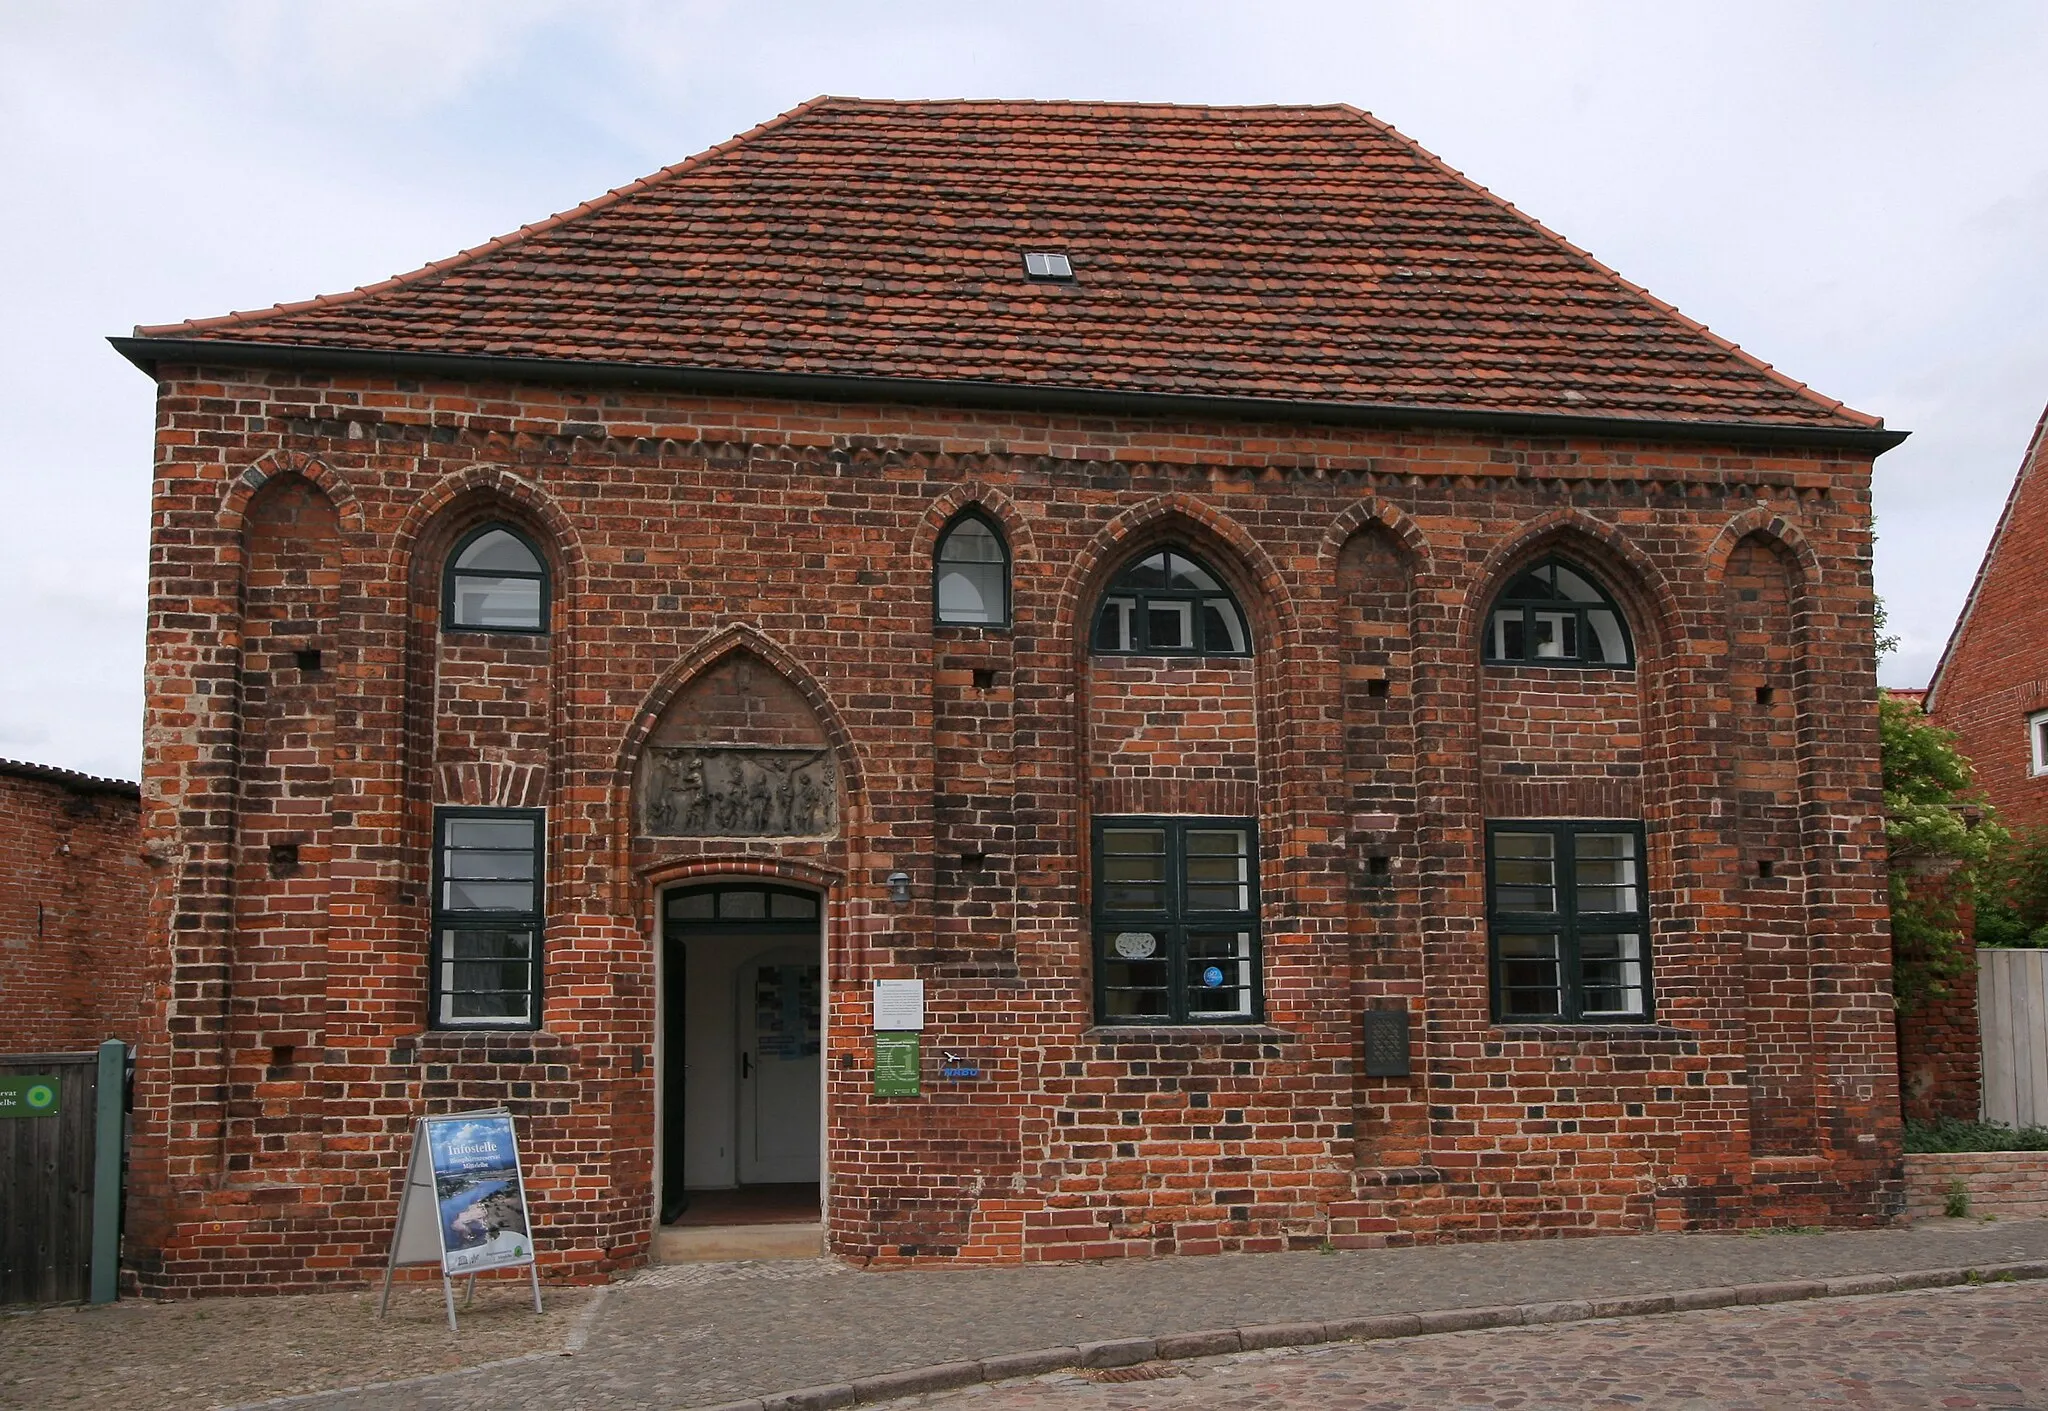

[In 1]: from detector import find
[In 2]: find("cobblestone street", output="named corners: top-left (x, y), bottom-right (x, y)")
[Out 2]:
top-left (4, 1222), bottom-right (2046, 1410)
top-left (903, 1282), bottom-right (2048, 1411)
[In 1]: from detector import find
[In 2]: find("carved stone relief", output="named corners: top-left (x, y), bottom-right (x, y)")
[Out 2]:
top-left (642, 746), bottom-right (837, 837)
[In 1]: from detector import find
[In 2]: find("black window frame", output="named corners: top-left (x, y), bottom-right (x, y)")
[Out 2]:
top-left (1092, 815), bottom-right (1262, 1025)
top-left (932, 509), bottom-right (1012, 629)
top-left (1481, 554), bottom-right (1634, 668)
top-left (1486, 819), bottom-right (1653, 1024)
top-left (430, 806), bottom-right (545, 1030)
top-left (662, 882), bottom-right (823, 934)
top-left (1090, 548), bottom-right (1252, 659)
top-left (442, 522), bottom-right (551, 635)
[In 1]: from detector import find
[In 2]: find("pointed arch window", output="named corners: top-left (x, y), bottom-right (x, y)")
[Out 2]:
top-left (1092, 548), bottom-right (1250, 657)
top-left (444, 524), bottom-right (549, 633)
top-left (1483, 556), bottom-right (1632, 667)
top-left (934, 512), bottom-right (1010, 626)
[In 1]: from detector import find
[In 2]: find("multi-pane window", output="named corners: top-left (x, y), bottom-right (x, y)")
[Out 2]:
top-left (1094, 817), bottom-right (1260, 1023)
top-left (1092, 549), bottom-right (1250, 657)
top-left (1488, 820), bottom-right (1650, 1022)
top-left (1483, 556), bottom-right (1632, 667)
top-left (444, 525), bottom-right (549, 633)
top-left (2031, 710), bottom-right (2048, 777)
top-left (432, 808), bottom-right (543, 1027)
top-left (934, 513), bottom-right (1010, 626)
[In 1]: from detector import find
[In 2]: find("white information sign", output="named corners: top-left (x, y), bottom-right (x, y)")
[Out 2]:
top-left (379, 1108), bottom-right (544, 1331)
top-left (872, 978), bottom-right (925, 1031)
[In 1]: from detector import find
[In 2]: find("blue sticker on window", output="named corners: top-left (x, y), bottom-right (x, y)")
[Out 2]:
top-left (1202, 965), bottom-right (1225, 988)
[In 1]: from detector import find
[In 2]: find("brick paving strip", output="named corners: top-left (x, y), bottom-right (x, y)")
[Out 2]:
top-left (4, 1220), bottom-right (2047, 1411)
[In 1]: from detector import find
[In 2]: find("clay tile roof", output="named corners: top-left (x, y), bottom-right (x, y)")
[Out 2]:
top-left (129, 96), bottom-right (1884, 434)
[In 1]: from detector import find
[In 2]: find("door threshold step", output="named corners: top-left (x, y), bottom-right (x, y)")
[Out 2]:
top-left (655, 1221), bottom-right (824, 1263)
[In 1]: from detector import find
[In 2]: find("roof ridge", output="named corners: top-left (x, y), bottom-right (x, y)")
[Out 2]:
top-left (1329, 104), bottom-right (1884, 432)
top-left (1924, 398), bottom-right (2048, 709)
top-left (134, 95), bottom-right (839, 340)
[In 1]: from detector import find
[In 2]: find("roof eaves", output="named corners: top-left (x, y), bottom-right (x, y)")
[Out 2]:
top-left (131, 95), bottom-right (840, 341)
top-left (108, 335), bottom-right (1913, 454)
top-left (1330, 105), bottom-right (1885, 434)
top-left (1924, 399), bottom-right (2048, 711)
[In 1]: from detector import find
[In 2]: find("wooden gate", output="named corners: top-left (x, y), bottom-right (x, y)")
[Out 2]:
top-left (0, 1049), bottom-right (114, 1304)
top-left (1980, 948), bottom-right (2048, 1129)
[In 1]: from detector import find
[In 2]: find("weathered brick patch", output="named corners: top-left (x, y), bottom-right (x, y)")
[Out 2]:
top-left (1905, 1151), bottom-right (2048, 1220)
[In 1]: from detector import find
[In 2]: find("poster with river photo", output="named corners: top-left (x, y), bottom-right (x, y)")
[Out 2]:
top-left (426, 1113), bottom-right (536, 1275)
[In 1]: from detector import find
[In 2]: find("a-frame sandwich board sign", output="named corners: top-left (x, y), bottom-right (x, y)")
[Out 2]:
top-left (379, 1107), bottom-right (543, 1331)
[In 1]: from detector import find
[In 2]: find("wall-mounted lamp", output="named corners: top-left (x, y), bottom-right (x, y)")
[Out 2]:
top-left (886, 871), bottom-right (912, 906)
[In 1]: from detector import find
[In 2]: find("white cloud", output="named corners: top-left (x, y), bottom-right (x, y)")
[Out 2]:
top-left (2, 0), bottom-right (2046, 777)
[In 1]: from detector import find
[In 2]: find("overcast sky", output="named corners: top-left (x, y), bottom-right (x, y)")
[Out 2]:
top-left (4, 1), bottom-right (2046, 781)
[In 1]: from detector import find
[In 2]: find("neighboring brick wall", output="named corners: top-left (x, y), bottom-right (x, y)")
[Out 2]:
top-left (124, 364), bottom-right (1904, 1294)
top-left (1904, 1151), bottom-right (2048, 1220)
top-left (1929, 406), bottom-right (2048, 835)
top-left (0, 761), bottom-right (148, 1054)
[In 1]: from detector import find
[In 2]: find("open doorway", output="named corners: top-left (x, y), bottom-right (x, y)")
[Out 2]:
top-left (659, 882), bottom-right (823, 1233)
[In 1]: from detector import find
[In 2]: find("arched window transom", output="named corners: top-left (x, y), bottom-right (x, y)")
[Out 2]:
top-left (444, 525), bottom-right (549, 633)
top-left (1483, 555), bottom-right (1632, 667)
top-left (1093, 549), bottom-right (1249, 657)
top-left (934, 513), bottom-right (1009, 626)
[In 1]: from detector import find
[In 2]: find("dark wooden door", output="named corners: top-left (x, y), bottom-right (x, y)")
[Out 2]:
top-left (0, 1052), bottom-right (100, 1304)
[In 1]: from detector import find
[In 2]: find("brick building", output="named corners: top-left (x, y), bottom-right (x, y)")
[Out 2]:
top-left (0, 759), bottom-right (148, 1054)
top-left (1926, 403), bottom-right (2048, 832)
top-left (111, 98), bottom-right (1909, 1294)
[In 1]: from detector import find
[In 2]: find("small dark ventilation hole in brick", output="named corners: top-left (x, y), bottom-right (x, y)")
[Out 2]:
top-left (960, 852), bottom-right (987, 872)
top-left (1367, 678), bottom-right (1390, 698)
top-left (268, 843), bottom-right (300, 877)
top-left (1755, 684), bottom-right (1774, 705)
top-left (1757, 858), bottom-right (1775, 879)
top-left (295, 648), bottom-right (323, 674)
top-left (1367, 855), bottom-right (1391, 877)
top-left (269, 1044), bottom-right (294, 1069)
top-left (972, 668), bottom-right (997, 690)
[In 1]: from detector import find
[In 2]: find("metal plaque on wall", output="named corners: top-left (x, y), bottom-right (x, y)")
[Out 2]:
top-left (642, 746), bottom-right (837, 837)
top-left (1363, 1008), bottom-right (1412, 1078)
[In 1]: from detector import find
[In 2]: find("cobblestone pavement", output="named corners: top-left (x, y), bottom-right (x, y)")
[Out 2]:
top-left (896, 1282), bottom-right (2048, 1411)
top-left (267, 1219), bottom-right (2048, 1411)
top-left (0, 1281), bottom-right (598, 1411)
top-left (4, 1220), bottom-right (2046, 1410)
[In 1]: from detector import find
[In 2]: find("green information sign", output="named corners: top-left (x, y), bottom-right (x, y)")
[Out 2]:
top-left (0, 1075), bottom-right (61, 1119)
top-left (873, 1031), bottom-right (920, 1097)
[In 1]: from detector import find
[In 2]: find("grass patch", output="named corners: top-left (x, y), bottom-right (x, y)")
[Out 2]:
top-left (1905, 1116), bottom-right (2048, 1153)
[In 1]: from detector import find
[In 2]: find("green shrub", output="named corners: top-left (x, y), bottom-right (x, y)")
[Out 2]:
top-left (1944, 1179), bottom-right (1971, 1218)
top-left (1975, 826), bottom-right (2048, 949)
top-left (1904, 1116), bottom-right (2048, 1152)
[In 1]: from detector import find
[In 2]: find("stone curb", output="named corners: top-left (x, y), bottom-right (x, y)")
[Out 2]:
top-left (688, 1259), bottom-right (2048, 1411)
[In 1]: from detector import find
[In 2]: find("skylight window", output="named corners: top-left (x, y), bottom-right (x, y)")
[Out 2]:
top-left (1022, 251), bottom-right (1073, 280)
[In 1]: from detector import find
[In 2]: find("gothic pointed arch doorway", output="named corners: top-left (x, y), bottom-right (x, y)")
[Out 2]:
top-left (658, 880), bottom-right (824, 1239)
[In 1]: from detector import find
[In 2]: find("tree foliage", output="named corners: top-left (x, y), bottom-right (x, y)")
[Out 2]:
top-left (1974, 826), bottom-right (2048, 949)
top-left (1879, 694), bottom-right (2005, 1011)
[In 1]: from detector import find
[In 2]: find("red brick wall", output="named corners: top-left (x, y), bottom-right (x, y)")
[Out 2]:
top-left (1904, 1150), bottom-right (2048, 1219)
top-left (124, 363), bottom-right (1904, 1293)
top-left (0, 764), bottom-right (149, 1054)
top-left (1930, 407), bottom-right (2048, 834)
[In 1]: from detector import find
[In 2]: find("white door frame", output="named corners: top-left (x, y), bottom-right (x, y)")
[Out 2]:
top-left (650, 881), bottom-right (830, 1233)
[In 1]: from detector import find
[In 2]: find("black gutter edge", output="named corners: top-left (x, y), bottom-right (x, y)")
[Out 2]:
top-left (0, 757), bottom-right (141, 799)
top-left (108, 337), bottom-right (1912, 455)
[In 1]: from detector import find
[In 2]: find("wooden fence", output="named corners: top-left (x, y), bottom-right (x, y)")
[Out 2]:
top-left (1980, 947), bottom-right (2048, 1130)
top-left (0, 1045), bottom-right (124, 1304)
